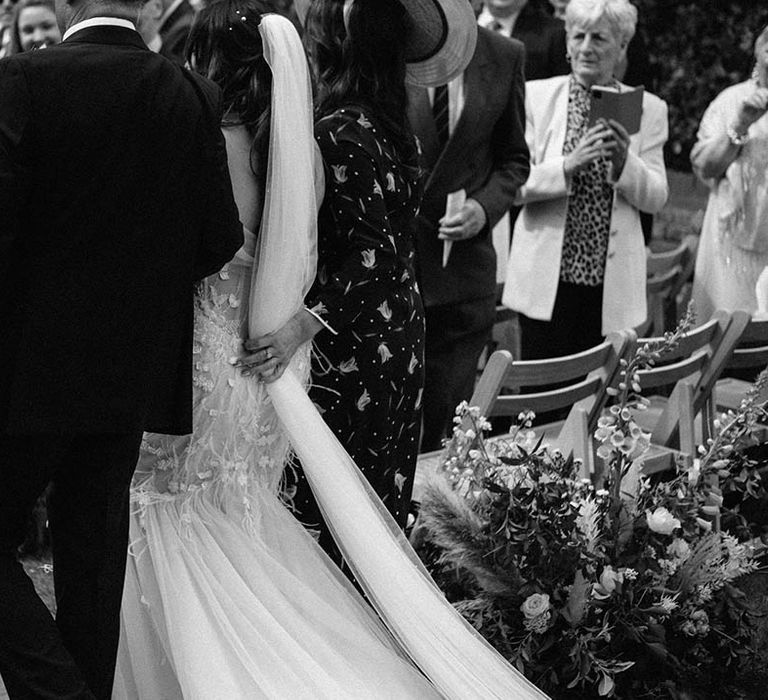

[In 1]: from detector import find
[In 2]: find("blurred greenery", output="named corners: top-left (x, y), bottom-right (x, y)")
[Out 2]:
top-left (636, 0), bottom-right (768, 172)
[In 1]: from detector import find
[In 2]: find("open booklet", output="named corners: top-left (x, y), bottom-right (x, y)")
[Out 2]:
top-left (587, 84), bottom-right (644, 135)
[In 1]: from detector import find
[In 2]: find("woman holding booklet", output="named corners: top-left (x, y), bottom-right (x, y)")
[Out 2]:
top-left (502, 0), bottom-right (669, 358)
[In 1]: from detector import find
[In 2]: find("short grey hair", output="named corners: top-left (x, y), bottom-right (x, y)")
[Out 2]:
top-left (565, 0), bottom-right (638, 46)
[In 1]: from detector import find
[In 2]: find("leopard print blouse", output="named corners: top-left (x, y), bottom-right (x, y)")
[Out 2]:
top-left (560, 76), bottom-right (616, 287)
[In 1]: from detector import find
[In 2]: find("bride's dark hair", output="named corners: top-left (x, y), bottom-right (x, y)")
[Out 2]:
top-left (303, 0), bottom-right (419, 175)
top-left (186, 0), bottom-right (274, 175)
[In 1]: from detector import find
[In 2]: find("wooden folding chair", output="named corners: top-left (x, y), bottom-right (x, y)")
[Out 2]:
top-left (467, 330), bottom-right (634, 478)
top-left (478, 283), bottom-right (521, 374)
top-left (638, 235), bottom-right (697, 337)
top-left (712, 316), bottom-right (768, 415)
top-left (629, 309), bottom-right (750, 475)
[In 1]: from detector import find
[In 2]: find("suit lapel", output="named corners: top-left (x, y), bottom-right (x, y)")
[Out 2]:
top-left (546, 79), bottom-right (570, 161)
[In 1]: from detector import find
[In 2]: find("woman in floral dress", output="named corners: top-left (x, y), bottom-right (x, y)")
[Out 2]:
top-left (282, 0), bottom-right (425, 557)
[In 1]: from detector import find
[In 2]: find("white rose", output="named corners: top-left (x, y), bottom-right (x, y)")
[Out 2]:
top-left (646, 507), bottom-right (681, 536)
top-left (520, 593), bottom-right (550, 620)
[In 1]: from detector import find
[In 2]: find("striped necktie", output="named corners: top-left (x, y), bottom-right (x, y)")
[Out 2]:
top-left (432, 83), bottom-right (450, 148)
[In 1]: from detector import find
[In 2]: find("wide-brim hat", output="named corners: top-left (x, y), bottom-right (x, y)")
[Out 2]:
top-left (294, 0), bottom-right (478, 88)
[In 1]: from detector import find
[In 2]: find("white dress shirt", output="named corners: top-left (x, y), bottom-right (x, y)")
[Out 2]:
top-left (62, 17), bottom-right (136, 42)
top-left (477, 6), bottom-right (521, 37)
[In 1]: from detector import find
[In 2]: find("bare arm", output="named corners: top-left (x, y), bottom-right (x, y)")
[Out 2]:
top-left (691, 86), bottom-right (768, 181)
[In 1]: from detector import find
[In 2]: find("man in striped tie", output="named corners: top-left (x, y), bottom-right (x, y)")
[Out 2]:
top-left (408, 16), bottom-right (530, 452)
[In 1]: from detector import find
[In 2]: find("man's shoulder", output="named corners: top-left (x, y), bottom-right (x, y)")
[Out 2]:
top-left (477, 25), bottom-right (525, 63)
top-left (516, 8), bottom-right (565, 36)
top-left (0, 53), bottom-right (26, 80)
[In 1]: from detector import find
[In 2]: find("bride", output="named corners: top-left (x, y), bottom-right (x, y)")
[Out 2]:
top-left (114, 2), bottom-right (547, 699)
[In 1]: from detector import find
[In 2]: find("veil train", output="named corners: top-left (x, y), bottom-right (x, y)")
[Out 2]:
top-left (251, 15), bottom-right (548, 700)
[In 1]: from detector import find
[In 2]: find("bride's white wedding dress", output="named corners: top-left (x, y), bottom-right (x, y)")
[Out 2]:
top-left (113, 230), bottom-right (436, 699)
top-left (115, 14), bottom-right (546, 700)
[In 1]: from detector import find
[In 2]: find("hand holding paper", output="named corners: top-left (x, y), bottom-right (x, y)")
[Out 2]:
top-left (440, 189), bottom-right (465, 268)
top-left (439, 192), bottom-right (489, 268)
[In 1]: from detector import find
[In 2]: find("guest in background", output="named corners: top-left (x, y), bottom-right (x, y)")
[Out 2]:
top-left (503, 0), bottom-right (668, 358)
top-left (9, 0), bottom-right (60, 53)
top-left (548, 0), bottom-right (567, 17)
top-left (546, 0), bottom-right (656, 243)
top-left (272, 0), bottom-right (475, 561)
top-left (478, 0), bottom-right (568, 81)
top-left (1, 0), bottom-right (15, 57)
top-left (136, 0), bottom-right (164, 53)
top-left (408, 25), bottom-right (529, 452)
top-left (691, 23), bottom-right (768, 321)
top-left (477, 0), bottom-right (567, 313)
top-left (157, 0), bottom-right (195, 63)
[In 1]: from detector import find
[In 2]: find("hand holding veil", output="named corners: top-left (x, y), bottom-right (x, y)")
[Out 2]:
top-left (250, 14), bottom-right (547, 700)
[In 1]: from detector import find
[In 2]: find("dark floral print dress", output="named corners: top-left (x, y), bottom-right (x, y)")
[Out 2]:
top-left (288, 106), bottom-right (425, 547)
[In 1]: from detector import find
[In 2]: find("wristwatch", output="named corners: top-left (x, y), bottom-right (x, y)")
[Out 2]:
top-left (726, 125), bottom-right (750, 147)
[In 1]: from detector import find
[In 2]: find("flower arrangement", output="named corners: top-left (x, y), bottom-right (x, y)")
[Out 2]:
top-left (416, 322), bottom-right (767, 698)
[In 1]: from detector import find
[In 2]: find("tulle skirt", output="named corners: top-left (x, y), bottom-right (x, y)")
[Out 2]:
top-left (114, 487), bottom-right (437, 699)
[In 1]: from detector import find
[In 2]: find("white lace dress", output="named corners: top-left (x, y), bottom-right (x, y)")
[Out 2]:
top-left (113, 231), bottom-right (438, 699)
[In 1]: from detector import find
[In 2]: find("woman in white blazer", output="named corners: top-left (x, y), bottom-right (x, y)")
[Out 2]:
top-left (503, 0), bottom-right (668, 359)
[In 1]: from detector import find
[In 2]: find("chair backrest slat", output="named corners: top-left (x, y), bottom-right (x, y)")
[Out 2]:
top-left (636, 351), bottom-right (709, 390)
top-left (640, 315), bottom-right (721, 362)
top-left (504, 342), bottom-right (613, 385)
top-left (727, 346), bottom-right (768, 370)
top-left (646, 239), bottom-right (688, 276)
top-left (646, 264), bottom-right (682, 294)
top-left (739, 317), bottom-right (768, 344)
top-left (722, 316), bottom-right (768, 374)
top-left (471, 332), bottom-right (632, 426)
top-left (490, 376), bottom-right (604, 416)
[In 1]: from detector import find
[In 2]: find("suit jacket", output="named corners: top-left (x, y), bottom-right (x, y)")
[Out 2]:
top-left (512, 5), bottom-right (569, 81)
top-left (0, 26), bottom-right (243, 435)
top-left (502, 75), bottom-right (669, 333)
top-left (408, 28), bottom-right (529, 308)
top-left (159, 0), bottom-right (195, 65)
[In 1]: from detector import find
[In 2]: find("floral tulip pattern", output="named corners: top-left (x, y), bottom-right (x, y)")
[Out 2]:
top-left (287, 107), bottom-right (425, 539)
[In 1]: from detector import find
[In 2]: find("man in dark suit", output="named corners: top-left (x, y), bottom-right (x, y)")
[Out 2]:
top-left (157, 0), bottom-right (194, 64)
top-left (478, 0), bottom-right (569, 80)
top-left (409, 26), bottom-right (529, 452)
top-left (0, 0), bottom-right (242, 695)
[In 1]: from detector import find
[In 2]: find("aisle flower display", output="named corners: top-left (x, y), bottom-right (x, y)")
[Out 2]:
top-left (416, 322), bottom-right (768, 698)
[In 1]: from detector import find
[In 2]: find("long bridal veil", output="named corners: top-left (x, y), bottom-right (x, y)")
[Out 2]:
top-left (252, 14), bottom-right (547, 700)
